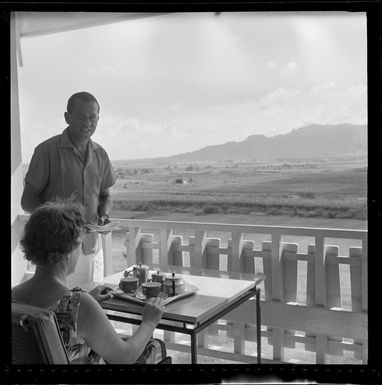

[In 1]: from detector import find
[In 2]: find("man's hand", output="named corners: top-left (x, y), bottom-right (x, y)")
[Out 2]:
top-left (97, 187), bottom-right (113, 225)
top-left (88, 285), bottom-right (113, 302)
top-left (98, 214), bottom-right (110, 226)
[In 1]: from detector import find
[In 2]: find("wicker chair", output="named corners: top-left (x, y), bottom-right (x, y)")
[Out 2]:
top-left (12, 301), bottom-right (70, 364)
top-left (12, 301), bottom-right (171, 364)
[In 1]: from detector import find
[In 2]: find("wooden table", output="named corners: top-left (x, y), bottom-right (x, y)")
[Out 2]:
top-left (100, 266), bottom-right (265, 364)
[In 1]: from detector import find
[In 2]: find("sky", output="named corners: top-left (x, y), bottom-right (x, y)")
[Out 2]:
top-left (17, 11), bottom-right (367, 162)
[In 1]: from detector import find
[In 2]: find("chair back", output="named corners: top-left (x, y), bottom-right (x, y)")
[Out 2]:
top-left (12, 301), bottom-right (70, 364)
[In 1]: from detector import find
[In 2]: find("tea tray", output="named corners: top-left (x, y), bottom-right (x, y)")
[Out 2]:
top-left (110, 283), bottom-right (198, 306)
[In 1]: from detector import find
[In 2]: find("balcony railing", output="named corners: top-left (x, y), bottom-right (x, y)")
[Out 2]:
top-left (13, 215), bottom-right (368, 364)
top-left (101, 218), bottom-right (368, 364)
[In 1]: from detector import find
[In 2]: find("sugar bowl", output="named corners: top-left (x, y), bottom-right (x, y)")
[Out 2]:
top-left (163, 271), bottom-right (185, 297)
top-left (151, 270), bottom-right (165, 291)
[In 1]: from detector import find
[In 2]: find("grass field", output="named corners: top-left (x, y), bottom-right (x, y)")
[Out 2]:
top-left (111, 156), bottom-right (367, 220)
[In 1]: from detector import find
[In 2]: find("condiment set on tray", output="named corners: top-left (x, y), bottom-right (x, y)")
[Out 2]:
top-left (111, 264), bottom-right (197, 305)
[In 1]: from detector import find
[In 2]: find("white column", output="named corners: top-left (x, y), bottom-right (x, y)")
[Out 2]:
top-left (11, 13), bottom-right (28, 286)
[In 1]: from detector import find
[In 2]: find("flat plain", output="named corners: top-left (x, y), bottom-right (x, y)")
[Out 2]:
top-left (111, 156), bottom-right (367, 221)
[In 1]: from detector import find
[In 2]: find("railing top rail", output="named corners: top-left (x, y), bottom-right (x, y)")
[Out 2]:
top-left (111, 218), bottom-right (367, 239)
top-left (17, 214), bottom-right (367, 239)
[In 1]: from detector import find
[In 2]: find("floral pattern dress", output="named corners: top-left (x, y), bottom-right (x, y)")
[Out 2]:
top-left (49, 288), bottom-right (166, 364)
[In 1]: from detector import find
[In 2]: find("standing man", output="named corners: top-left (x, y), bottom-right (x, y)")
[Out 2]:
top-left (21, 92), bottom-right (116, 290)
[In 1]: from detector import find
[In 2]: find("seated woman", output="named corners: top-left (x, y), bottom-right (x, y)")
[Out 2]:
top-left (12, 199), bottom-right (165, 364)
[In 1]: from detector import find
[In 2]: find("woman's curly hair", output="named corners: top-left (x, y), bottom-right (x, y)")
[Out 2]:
top-left (20, 198), bottom-right (86, 265)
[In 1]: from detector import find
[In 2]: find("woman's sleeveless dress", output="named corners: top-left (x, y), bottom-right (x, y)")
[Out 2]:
top-left (49, 288), bottom-right (166, 364)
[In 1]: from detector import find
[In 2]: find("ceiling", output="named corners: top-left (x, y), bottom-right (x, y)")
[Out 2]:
top-left (15, 11), bottom-right (165, 38)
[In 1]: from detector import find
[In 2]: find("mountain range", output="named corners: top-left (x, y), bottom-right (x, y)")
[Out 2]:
top-left (158, 123), bottom-right (367, 162)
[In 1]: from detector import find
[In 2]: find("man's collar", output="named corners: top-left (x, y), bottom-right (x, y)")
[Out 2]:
top-left (60, 128), bottom-right (74, 148)
top-left (60, 127), bottom-right (99, 150)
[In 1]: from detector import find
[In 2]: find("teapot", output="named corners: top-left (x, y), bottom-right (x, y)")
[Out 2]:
top-left (124, 263), bottom-right (150, 286)
top-left (163, 271), bottom-right (185, 297)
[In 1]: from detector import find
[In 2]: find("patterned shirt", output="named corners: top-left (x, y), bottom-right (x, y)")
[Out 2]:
top-left (25, 128), bottom-right (116, 254)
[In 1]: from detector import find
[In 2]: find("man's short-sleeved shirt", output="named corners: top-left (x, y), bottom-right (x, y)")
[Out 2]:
top-left (25, 128), bottom-right (116, 253)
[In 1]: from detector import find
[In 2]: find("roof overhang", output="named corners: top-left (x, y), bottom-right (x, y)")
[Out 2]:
top-left (16, 11), bottom-right (164, 38)
top-left (14, 12), bottom-right (167, 66)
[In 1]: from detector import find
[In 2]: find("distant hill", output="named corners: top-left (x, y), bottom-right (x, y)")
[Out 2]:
top-left (156, 123), bottom-right (367, 162)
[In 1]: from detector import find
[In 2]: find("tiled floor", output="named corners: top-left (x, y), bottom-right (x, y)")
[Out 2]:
top-left (112, 322), bottom-right (362, 365)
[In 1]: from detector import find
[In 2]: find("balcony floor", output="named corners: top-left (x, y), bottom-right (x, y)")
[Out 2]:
top-left (111, 322), bottom-right (361, 364)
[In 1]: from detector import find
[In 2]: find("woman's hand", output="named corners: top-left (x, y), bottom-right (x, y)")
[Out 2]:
top-left (88, 285), bottom-right (113, 303)
top-left (141, 297), bottom-right (165, 328)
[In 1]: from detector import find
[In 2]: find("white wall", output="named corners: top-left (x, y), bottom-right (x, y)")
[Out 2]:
top-left (11, 13), bottom-right (28, 286)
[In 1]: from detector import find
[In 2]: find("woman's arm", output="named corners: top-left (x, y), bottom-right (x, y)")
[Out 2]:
top-left (77, 293), bottom-right (164, 364)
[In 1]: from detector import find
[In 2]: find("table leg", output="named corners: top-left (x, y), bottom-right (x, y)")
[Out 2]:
top-left (190, 332), bottom-right (198, 364)
top-left (256, 287), bottom-right (261, 364)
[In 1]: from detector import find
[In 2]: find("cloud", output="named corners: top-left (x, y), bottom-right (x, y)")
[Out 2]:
top-left (21, 82), bottom-right (367, 161)
top-left (103, 82), bottom-right (366, 159)
top-left (20, 117), bottom-right (65, 163)
top-left (280, 61), bottom-right (298, 79)
top-left (168, 101), bottom-right (183, 112)
top-left (312, 82), bottom-right (336, 91)
top-left (88, 62), bottom-right (127, 76)
top-left (93, 115), bottom-right (185, 159)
